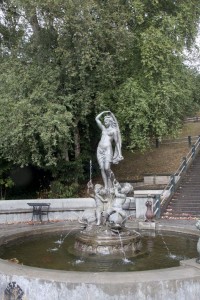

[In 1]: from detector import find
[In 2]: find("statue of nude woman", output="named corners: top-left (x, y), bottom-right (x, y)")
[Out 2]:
top-left (95, 111), bottom-right (123, 191)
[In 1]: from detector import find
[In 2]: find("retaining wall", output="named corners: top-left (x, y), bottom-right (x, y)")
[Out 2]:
top-left (0, 198), bottom-right (95, 224)
top-left (0, 192), bottom-right (167, 224)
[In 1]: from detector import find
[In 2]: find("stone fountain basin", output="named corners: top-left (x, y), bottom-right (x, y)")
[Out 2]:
top-left (0, 222), bottom-right (200, 300)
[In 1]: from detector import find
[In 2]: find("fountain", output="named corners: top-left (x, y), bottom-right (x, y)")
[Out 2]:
top-left (0, 111), bottom-right (200, 299)
top-left (75, 111), bottom-right (141, 256)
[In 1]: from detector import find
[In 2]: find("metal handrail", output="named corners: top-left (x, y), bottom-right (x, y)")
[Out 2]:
top-left (185, 117), bottom-right (200, 122)
top-left (156, 135), bottom-right (199, 145)
top-left (154, 208), bottom-right (159, 216)
top-left (159, 136), bottom-right (200, 208)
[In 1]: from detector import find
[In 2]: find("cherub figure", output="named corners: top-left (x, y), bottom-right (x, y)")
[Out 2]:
top-left (87, 181), bottom-right (108, 225)
top-left (106, 180), bottom-right (133, 228)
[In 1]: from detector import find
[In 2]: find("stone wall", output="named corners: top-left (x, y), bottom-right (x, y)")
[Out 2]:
top-left (0, 198), bottom-right (95, 224)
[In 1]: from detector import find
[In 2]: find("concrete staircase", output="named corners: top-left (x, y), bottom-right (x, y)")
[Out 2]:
top-left (162, 152), bottom-right (200, 219)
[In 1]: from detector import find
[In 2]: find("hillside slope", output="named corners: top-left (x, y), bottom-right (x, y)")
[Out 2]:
top-left (95, 121), bottom-right (200, 183)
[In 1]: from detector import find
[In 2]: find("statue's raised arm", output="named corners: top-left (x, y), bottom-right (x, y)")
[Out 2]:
top-left (95, 111), bottom-right (111, 130)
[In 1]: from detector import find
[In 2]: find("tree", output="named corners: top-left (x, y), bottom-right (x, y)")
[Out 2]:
top-left (114, 0), bottom-right (200, 149)
top-left (0, 58), bottom-right (73, 167)
top-left (0, 0), bottom-right (200, 194)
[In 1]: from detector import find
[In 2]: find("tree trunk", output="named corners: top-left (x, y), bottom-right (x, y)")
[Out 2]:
top-left (63, 145), bottom-right (69, 162)
top-left (74, 123), bottom-right (80, 159)
top-left (29, 11), bottom-right (40, 36)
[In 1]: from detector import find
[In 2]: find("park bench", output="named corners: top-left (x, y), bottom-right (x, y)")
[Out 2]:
top-left (27, 203), bottom-right (51, 222)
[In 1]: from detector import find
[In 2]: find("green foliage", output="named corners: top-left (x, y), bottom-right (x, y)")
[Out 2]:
top-left (0, 59), bottom-right (73, 167)
top-left (50, 159), bottom-right (85, 183)
top-left (0, 0), bottom-right (200, 192)
top-left (0, 161), bottom-right (14, 199)
top-left (0, 177), bottom-right (14, 200)
top-left (115, 64), bottom-right (200, 150)
top-left (47, 181), bottom-right (79, 198)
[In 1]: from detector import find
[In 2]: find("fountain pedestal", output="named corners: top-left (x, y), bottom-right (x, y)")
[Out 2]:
top-left (74, 226), bottom-right (141, 256)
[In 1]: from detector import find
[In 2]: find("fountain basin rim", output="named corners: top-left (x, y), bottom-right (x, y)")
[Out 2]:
top-left (0, 256), bottom-right (200, 284)
top-left (0, 222), bottom-right (200, 284)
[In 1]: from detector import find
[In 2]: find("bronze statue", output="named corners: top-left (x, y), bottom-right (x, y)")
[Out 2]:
top-left (95, 111), bottom-right (123, 191)
top-left (145, 200), bottom-right (154, 222)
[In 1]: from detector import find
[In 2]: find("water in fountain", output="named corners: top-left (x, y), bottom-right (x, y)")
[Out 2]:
top-left (117, 230), bottom-right (127, 260)
top-left (1, 231), bottom-right (197, 272)
top-left (161, 233), bottom-right (172, 256)
top-left (160, 233), bottom-right (187, 261)
top-left (117, 230), bottom-right (133, 264)
top-left (48, 229), bottom-right (77, 252)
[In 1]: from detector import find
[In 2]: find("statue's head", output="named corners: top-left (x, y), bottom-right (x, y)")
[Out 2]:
top-left (104, 115), bottom-right (116, 128)
top-left (145, 200), bottom-right (152, 207)
top-left (94, 184), bottom-right (102, 192)
top-left (113, 179), bottom-right (121, 190)
top-left (121, 183), bottom-right (133, 194)
top-left (94, 184), bottom-right (106, 195)
top-left (104, 115), bottom-right (112, 127)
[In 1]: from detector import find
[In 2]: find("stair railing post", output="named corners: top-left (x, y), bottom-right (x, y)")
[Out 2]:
top-left (198, 136), bottom-right (200, 149)
top-left (155, 138), bottom-right (159, 148)
top-left (188, 136), bottom-right (192, 147)
top-left (171, 175), bottom-right (176, 193)
top-left (192, 145), bottom-right (196, 158)
top-left (155, 194), bottom-right (161, 219)
top-left (182, 157), bottom-right (187, 171)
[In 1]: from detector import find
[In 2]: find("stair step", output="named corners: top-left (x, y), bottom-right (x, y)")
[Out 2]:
top-left (163, 209), bottom-right (199, 213)
top-left (162, 215), bottom-right (200, 219)
top-left (177, 196), bottom-right (200, 198)
top-left (162, 153), bottom-right (200, 218)
top-left (163, 212), bottom-right (200, 217)
top-left (170, 205), bottom-right (200, 208)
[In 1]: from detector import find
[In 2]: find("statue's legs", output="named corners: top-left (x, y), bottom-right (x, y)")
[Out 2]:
top-left (101, 169), bottom-right (108, 190)
top-left (104, 162), bottom-right (115, 191)
top-left (96, 208), bottom-right (102, 225)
